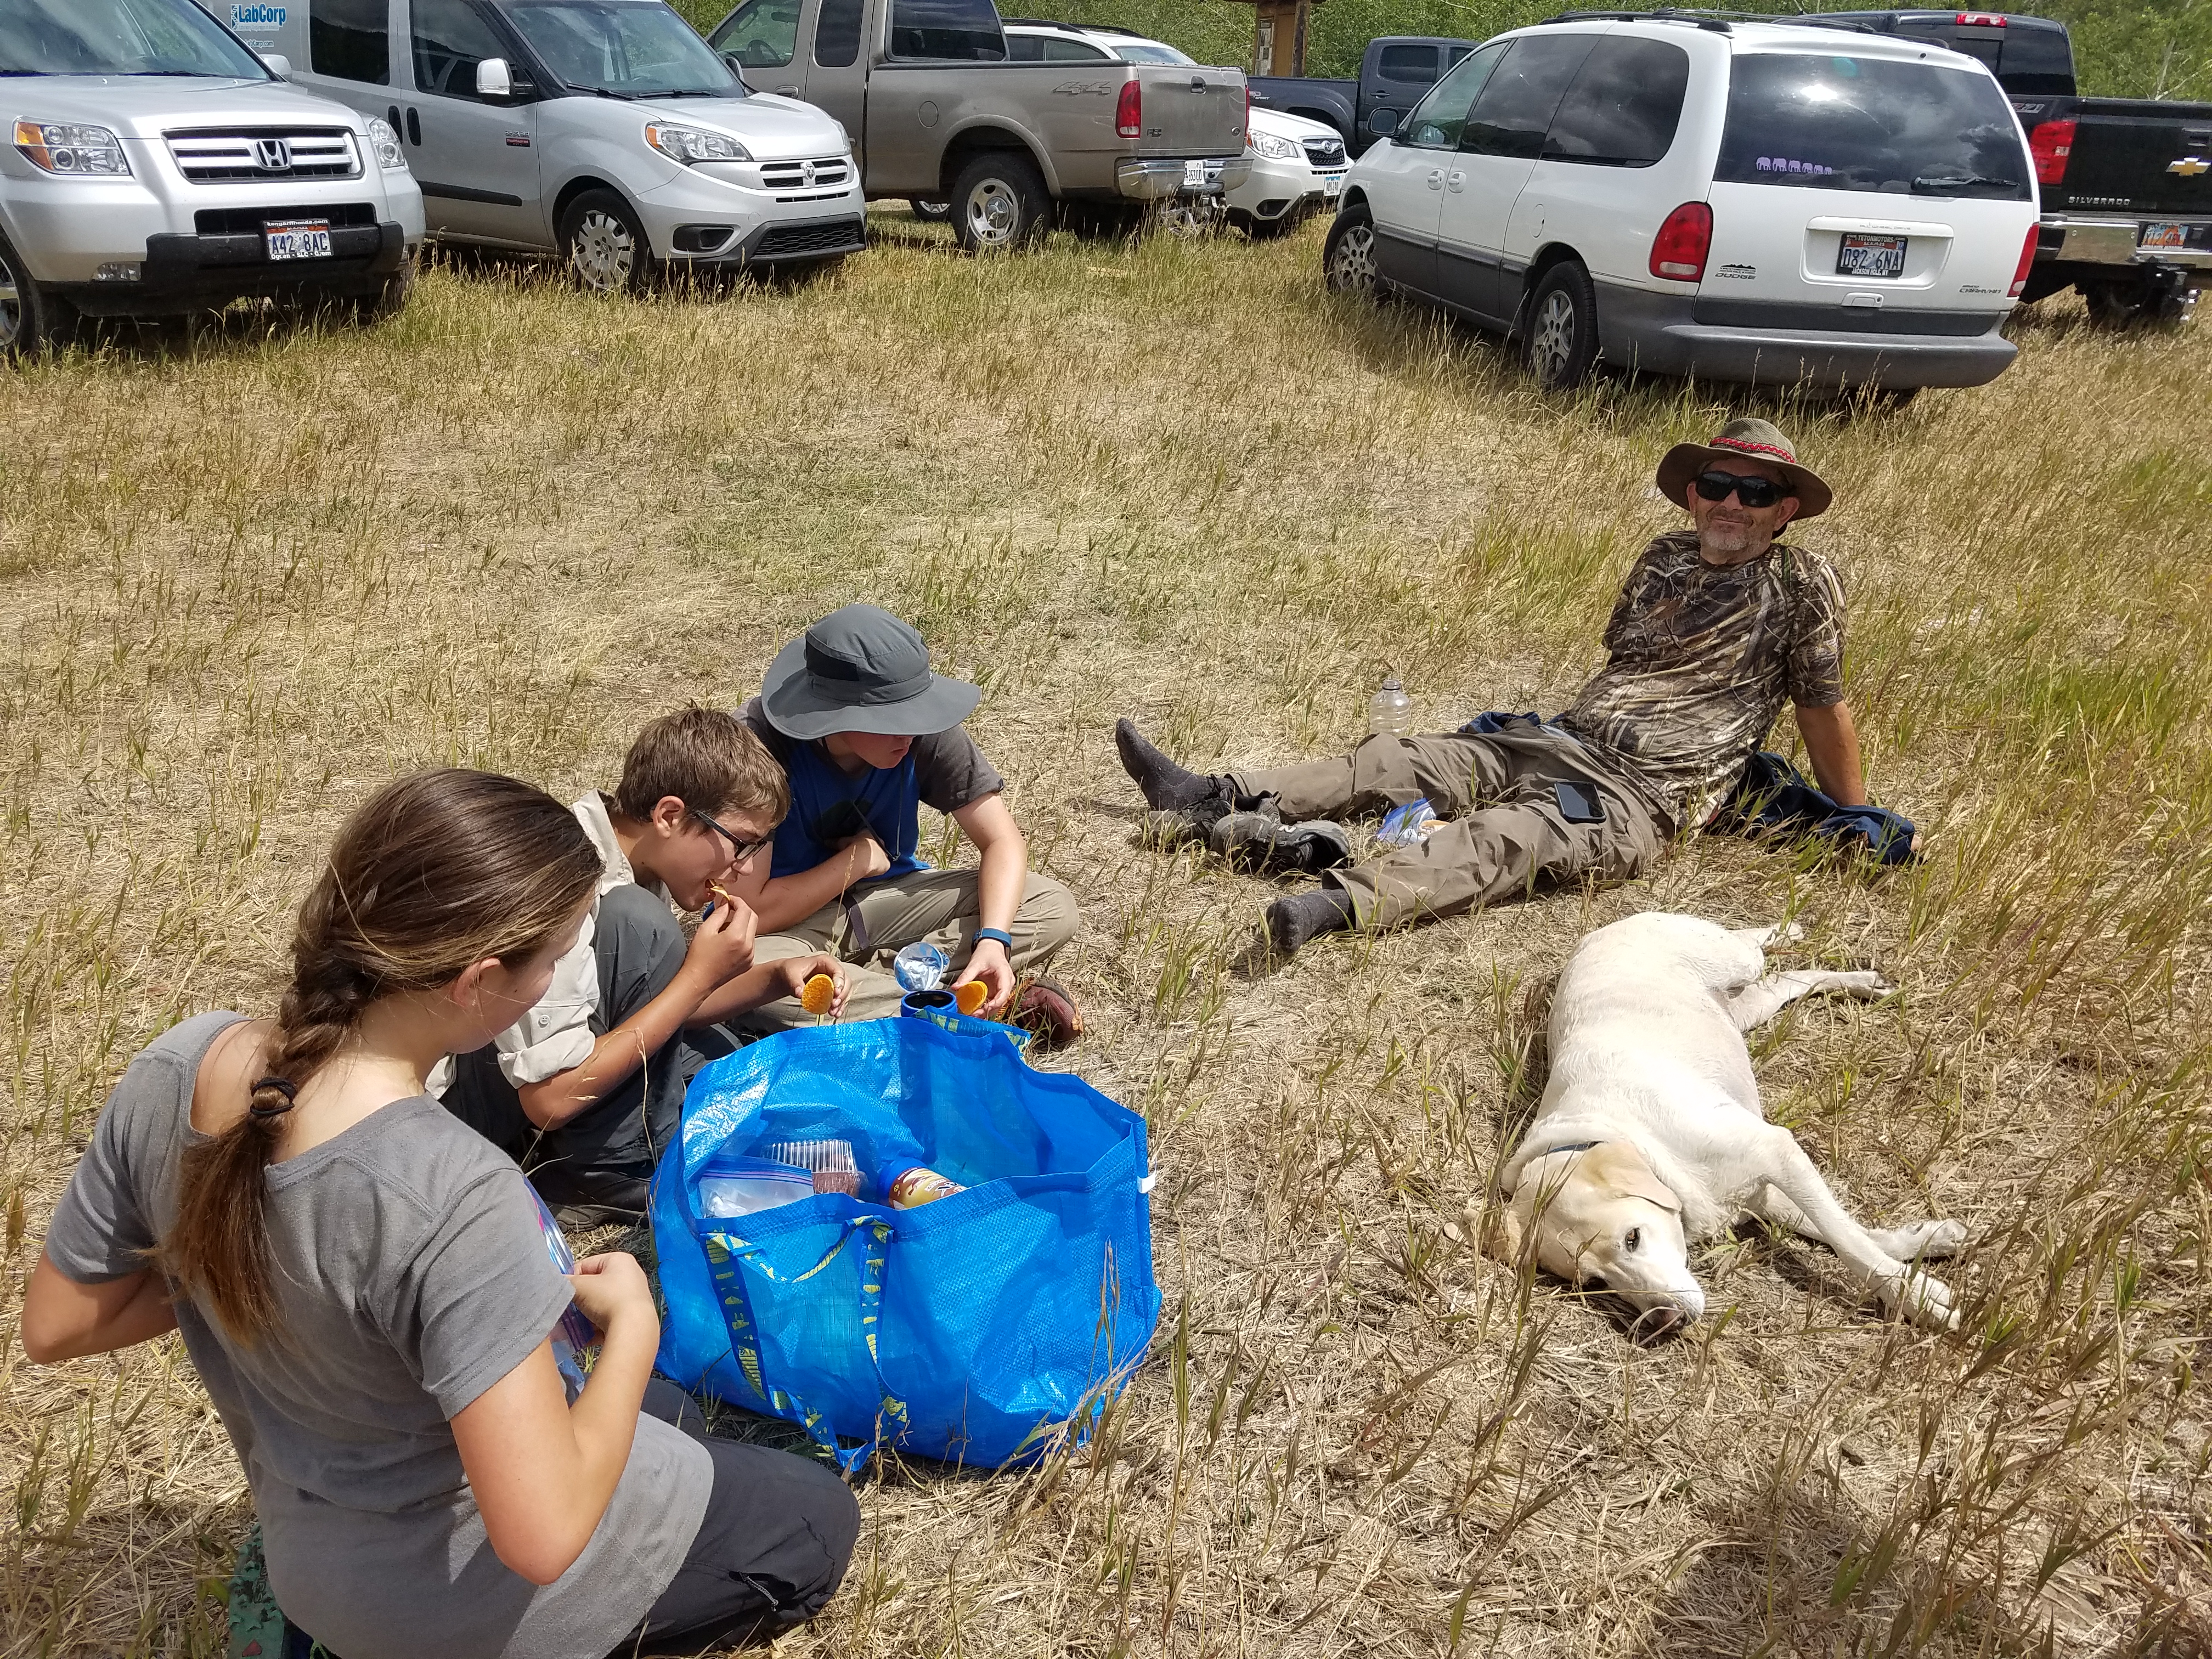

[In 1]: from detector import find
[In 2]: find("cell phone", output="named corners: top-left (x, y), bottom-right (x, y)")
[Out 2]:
top-left (1554, 780), bottom-right (1606, 825)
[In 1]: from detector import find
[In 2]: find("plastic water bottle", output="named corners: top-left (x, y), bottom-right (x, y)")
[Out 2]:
top-left (1368, 676), bottom-right (1414, 738)
top-left (893, 941), bottom-right (950, 992)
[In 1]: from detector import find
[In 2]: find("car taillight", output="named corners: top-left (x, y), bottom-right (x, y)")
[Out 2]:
top-left (1649, 201), bottom-right (1712, 281)
top-left (2010, 221), bottom-right (2039, 296)
top-left (1955, 12), bottom-right (2006, 24)
top-left (2028, 117), bottom-right (2074, 185)
top-left (1116, 80), bottom-right (1141, 140)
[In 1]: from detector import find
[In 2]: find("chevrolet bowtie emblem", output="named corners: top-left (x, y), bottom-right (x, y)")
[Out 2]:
top-left (2170, 156), bottom-right (2210, 177)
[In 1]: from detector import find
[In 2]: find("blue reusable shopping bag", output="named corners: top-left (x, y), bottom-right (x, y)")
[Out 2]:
top-left (650, 1015), bottom-right (1159, 1473)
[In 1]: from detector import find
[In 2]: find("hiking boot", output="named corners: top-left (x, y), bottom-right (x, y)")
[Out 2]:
top-left (1116, 718), bottom-right (1234, 834)
top-left (1009, 976), bottom-right (1084, 1050)
top-left (1265, 887), bottom-right (1358, 957)
top-left (1211, 804), bottom-right (1352, 876)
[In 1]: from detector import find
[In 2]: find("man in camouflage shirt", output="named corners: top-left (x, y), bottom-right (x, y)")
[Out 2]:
top-left (1115, 417), bottom-right (1871, 955)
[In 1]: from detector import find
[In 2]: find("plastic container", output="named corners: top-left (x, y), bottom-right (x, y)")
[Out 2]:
top-left (1378, 797), bottom-right (1444, 848)
top-left (1368, 676), bottom-right (1414, 738)
top-left (883, 1165), bottom-right (967, 1208)
top-left (766, 1138), bottom-right (862, 1198)
top-left (698, 1155), bottom-right (814, 1217)
top-left (893, 941), bottom-right (951, 993)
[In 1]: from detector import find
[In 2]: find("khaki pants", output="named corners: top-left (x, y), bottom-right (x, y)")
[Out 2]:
top-left (738, 867), bottom-right (1080, 1032)
top-left (1231, 729), bottom-right (1666, 930)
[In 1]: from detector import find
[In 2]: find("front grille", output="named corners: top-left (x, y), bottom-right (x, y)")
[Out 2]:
top-left (194, 202), bottom-right (378, 235)
top-left (758, 156), bottom-right (851, 193)
top-left (166, 128), bottom-right (359, 183)
top-left (753, 217), bottom-right (865, 258)
top-left (1301, 136), bottom-right (1346, 167)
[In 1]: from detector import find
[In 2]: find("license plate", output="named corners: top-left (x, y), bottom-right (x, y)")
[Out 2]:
top-left (265, 218), bottom-right (332, 261)
top-left (2140, 221), bottom-right (2188, 250)
top-left (1836, 233), bottom-right (1906, 278)
top-left (1183, 159), bottom-right (1205, 188)
top-left (1322, 173), bottom-right (1344, 197)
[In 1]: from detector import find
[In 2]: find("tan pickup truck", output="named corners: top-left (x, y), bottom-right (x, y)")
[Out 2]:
top-left (703, 0), bottom-right (1250, 249)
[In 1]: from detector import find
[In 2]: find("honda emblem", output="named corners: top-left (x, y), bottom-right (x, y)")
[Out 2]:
top-left (255, 137), bottom-right (291, 171)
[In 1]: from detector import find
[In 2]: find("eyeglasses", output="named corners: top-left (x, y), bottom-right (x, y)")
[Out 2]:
top-left (1694, 469), bottom-right (1793, 510)
top-left (690, 806), bottom-right (772, 866)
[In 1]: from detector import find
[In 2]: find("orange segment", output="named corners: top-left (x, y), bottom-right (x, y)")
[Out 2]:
top-left (800, 974), bottom-right (836, 1016)
top-left (954, 979), bottom-right (988, 1016)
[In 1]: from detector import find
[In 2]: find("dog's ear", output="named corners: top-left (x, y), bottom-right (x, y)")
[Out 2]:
top-left (1474, 1193), bottom-right (1526, 1263)
top-left (1582, 1142), bottom-right (1680, 1214)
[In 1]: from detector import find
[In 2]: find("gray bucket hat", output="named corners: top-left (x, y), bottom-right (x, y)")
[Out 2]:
top-left (759, 605), bottom-right (980, 740)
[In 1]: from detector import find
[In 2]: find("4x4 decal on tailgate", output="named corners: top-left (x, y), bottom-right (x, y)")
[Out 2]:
top-left (1052, 81), bottom-right (1115, 97)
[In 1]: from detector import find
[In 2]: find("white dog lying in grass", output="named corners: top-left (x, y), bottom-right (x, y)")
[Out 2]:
top-left (1482, 911), bottom-right (1966, 1339)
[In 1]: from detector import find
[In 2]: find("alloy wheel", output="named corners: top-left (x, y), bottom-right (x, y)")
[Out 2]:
top-left (963, 178), bottom-right (1020, 249)
top-left (570, 209), bottom-right (636, 292)
top-left (0, 253), bottom-right (23, 351)
top-left (1326, 222), bottom-right (1376, 293)
top-left (1530, 290), bottom-right (1577, 385)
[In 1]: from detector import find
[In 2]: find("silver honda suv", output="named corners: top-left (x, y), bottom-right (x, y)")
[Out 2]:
top-left (1, 0), bottom-right (426, 359)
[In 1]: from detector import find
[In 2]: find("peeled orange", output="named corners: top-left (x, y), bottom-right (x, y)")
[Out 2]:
top-left (800, 974), bottom-right (836, 1016)
top-left (955, 979), bottom-right (988, 1016)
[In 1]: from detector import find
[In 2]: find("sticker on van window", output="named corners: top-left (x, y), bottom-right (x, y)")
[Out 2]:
top-left (231, 3), bottom-right (287, 26)
top-left (1754, 156), bottom-right (1836, 176)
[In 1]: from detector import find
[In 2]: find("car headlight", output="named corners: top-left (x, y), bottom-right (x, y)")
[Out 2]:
top-left (645, 122), bottom-right (753, 165)
top-left (365, 116), bottom-right (408, 171)
top-left (14, 120), bottom-right (131, 178)
top-left (1250, 132), bottom-right (1299, 161)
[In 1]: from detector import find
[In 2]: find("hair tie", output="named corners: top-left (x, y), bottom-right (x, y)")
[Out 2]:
top-left (249, 1076), bottom-right (298, 1120)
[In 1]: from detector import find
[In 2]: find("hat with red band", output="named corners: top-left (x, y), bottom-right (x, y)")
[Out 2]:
top-left (1655, 416), bottom-right (1832, 520)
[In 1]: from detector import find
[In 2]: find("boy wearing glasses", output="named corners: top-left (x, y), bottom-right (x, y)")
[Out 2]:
top-left (1116, 418), bottom-right (1870, 956)
top-left (439, 707), bottom-right (846, 1222)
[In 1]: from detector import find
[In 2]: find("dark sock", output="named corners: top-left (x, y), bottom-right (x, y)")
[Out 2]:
top-left (1116, 718), bottom-right (1228, 814)
top-left (1266, 887), bottom-right (1358, 956)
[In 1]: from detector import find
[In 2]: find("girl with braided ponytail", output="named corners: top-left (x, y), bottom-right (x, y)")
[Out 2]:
top-left (22, 770), bottom-right (859, 1659)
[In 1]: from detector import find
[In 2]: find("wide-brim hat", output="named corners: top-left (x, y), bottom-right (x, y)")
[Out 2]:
top-left (1655, 417), bottom-right (1832, 520)
top-left (760, 603), bottom-right (980, 740)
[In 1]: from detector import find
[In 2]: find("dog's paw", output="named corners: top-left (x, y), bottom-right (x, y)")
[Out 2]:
top-left (1835, 970), bottom-right (1893, 999)
top-left (1878, 1218), bottom-right (1967, 1261)
top-left (1878, 1268), bottom-right (1959, 1331)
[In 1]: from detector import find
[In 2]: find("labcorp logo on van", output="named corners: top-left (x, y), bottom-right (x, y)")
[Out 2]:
top-left (230, 2), bottom-right (288, 29)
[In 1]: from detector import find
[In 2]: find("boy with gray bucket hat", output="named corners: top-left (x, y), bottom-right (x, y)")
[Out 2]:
top-left (731, 605), bottom-right (1083, 1046)
top-left (1119, 418), bottom-right (1892, 955)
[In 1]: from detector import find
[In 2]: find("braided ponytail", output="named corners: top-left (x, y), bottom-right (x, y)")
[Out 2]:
top-left (162, 770), bottom-right (602, 1342)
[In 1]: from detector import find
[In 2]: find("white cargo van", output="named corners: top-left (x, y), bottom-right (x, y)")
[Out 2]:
top-left (226, 0), bottom-right (864, 288)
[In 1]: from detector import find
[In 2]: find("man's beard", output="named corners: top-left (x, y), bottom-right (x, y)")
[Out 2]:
top-left (1697, 517), bottom-right (1769, 564)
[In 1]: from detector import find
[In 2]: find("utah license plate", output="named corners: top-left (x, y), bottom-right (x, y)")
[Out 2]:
top-left (1837, 233), bottom-right (1906, 278)
top-left (1183, 159), bottom-right (1205, 188)
top-left (265, 218), bottom-right (332, 261)
top-left (2140, 221), bottom-right (2188, 250)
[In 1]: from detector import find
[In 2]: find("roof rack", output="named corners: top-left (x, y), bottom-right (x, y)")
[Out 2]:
top-left (1077, 23), bottom-right (1147, 35)
top-left (997, 16), bottom-right (1071, 26)
top-left (1541, 8), bottom-right (1887, 34)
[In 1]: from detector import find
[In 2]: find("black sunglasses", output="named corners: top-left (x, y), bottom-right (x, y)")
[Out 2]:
top-left (690, 806), bottom-right (772, 866)
top-left (1694, 469), bottom-right (1793, 509)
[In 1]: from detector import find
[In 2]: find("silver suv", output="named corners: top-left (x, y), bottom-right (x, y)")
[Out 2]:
top-left (1, 0), bottom-right (425, 358)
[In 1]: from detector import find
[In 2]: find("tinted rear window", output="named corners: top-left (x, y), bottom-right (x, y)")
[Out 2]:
top-left (1543, 35), bottom-right (1688, 166)
top-left (815, 0), bottom-right (862, 67)
top-left (1376, 43), bottom-right (1437, 84)
top-left (1716, 53), bottom-right (2030, 199)
top-left (888, 0), bottom-right (1001, 60)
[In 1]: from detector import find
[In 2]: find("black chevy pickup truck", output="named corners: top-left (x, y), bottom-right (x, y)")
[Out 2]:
top-left (1812, 10), bottom-right (2209, 324)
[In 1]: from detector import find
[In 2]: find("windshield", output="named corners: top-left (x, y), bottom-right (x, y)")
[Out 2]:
top-left (1717, 53), bottom-right (2030, 199)
top-left (0, 0), bottom-right (270, 77)
top-left (1114, 41), bottom-right (1193, 65)
top-left (505, 0), bottom-right (741, 96)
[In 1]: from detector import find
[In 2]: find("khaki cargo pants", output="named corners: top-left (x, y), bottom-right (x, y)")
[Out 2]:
top-left (737, 867), bottom-right (1079, 1032)
top-left (1230, 727), bottom-right (1667, 930)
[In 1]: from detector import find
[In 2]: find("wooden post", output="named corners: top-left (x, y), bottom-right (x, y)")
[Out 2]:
top-left (1232, 0), bottom-right (1320, 78)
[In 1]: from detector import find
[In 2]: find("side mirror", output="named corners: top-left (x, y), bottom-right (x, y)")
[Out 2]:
top-left (258, 50), bottom-right (292, 79)
top-left (1368, 107), bottom-right (1398, 134)
top-left (475, 56), bottom-right (514, 99)
top-left (721, 50), bottom-right (758, 90)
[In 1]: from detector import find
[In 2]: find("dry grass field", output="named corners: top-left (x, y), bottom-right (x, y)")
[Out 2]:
top-left (3, 208), bottom-right (2210, 1658)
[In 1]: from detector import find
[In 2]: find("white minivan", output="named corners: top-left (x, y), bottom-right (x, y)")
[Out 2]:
top-left (1324, 15), bottom-right (2042, 391)
top-left (218, 0), bottom-right (864, 288)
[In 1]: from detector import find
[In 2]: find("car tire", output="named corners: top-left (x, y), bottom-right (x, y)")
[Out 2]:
top-left (1523, 261), bottom-right (1600, 390)
top-left (559, 189), bottom-right (654, 294)
top-left (353, 254), bottom-right (417, 323)
top-left (0, 232), bottom-right (75, 362)
top-left (1322, 204), bottom-right (1378, 295)
top-left (950, 151), bottom-right (1051, 253)
top-left (1243, 210), bottom-right (1297, 241)
top-left (910, 198), bottom-right (951, 223)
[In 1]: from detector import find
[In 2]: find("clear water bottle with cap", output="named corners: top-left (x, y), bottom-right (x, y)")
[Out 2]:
top-left (1368, 676), bottom-right (1414, 738)
top-left (893, 941), bottom-right (950, 992)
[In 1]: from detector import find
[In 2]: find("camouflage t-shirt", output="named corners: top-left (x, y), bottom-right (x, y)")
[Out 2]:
top-left (1558, 529), bottom-right (1846, 828)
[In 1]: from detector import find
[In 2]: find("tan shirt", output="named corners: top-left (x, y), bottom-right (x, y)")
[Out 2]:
top-left (1559, 531), bottom-right (1847, 827)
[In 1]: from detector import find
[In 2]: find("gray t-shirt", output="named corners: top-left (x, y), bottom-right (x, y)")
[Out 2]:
top-left (42, 1012), bottom-right (713, 1659)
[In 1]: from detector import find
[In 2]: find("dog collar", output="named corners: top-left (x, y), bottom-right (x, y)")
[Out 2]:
top-left (1530, 1141), bottom-right (1601, 1157)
